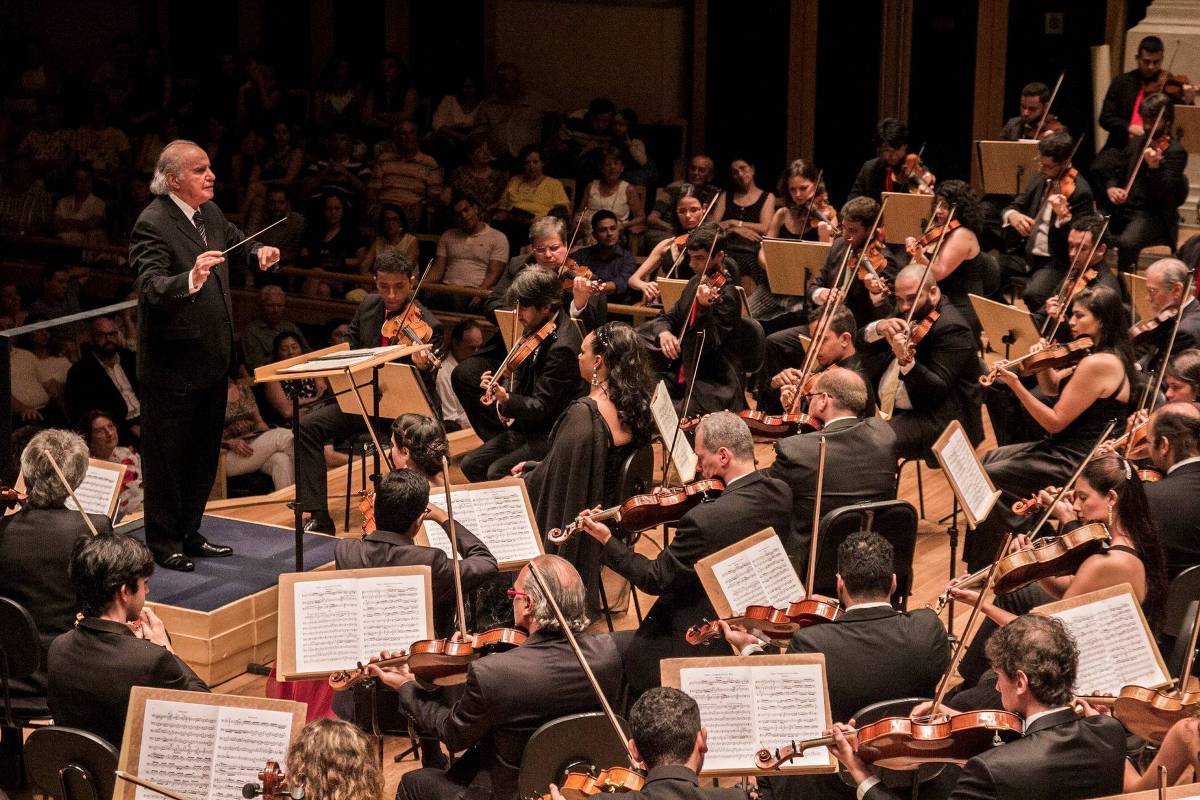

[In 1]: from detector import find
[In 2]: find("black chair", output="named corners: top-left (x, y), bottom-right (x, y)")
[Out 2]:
top-left (730, 315), bottom-right (767, 379)
top-left (0, 597), bottom-right (49, 726)
top-left (811, 500), bottom-right (918, 609)
top-left (23, 727), bottom-right (118, 800)
top-left (1161, 565), bottom-right (1200, 679)
top-left (844, 698), bottom-right (953, 796)
top-left (598, 444), bottom-right (655, 631)
top-left (517, 712), bottom-right (631, 800)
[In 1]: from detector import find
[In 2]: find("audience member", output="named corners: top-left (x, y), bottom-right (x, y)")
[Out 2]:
top-left (10, 314), bottom-right (70, 425)
top-left (242, 119), bottom-right (305, 230)
top-left (241, 286), bottom-right (309, 370)
top-left (255, 186), bottom-right (306, 275)
top-left (428, 192), bottom-right (510, 292)
top-left (436, 319), bottom-right (484, 431)
top-left (64, 316), bottom-right (141, 436)
top-left (264, 332), bottom-right (335, 423)
top-left (476, 62), bottom-right (552, 168)
top-left (223, 371), bottom-right (295, 492)
top-left (301, 127), bottom-right (370, 205)
top-left (361, 53), bottom-right (419, 140)
top-left (0, 156), bottom-right (55, 236)
top-left (0, 284), bottom-right (29, 328)
top-left (81, 410), bottom-right (144, 519)
top-left (358, 203), bottom-right (420, 277)
top-left (29, 265), bottom-right (86, 342)
top-left (645, 155), bottom-right (724, 247)
top-left (18, 98), bottom-right (75, 180)
top-left (429, 76), bottom-right (484, 157)
top-left (449, 133), bottom-right (509, 212)
top-left (300, 191), bottom-right (364, 296)
top-left (53, 164), bottom-right (108, 249)
top-left (74, 96), bottom-right (131, 186)
top-left (370, 119), bottom-right (443, 229)
top-left (313, 57), bottom-right (365, 134)
top-left (572, 210), bottom-right (639, 303)
top-left (612, 108), bottom-right (654, 187)
top-left (494, 144), bottom-right (571, 248)
top-left (575, 147), bottom-right (644, 246)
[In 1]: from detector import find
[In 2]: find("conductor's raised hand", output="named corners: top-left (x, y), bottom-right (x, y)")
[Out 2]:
top-left (257, 245), bottom-right (281, 271)
top-left (191, 251), bottom-right (225, 289)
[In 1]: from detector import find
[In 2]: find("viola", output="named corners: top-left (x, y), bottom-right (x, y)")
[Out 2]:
top-left (854, 237), bottom-right (891, 296)
top-left (900, 153), bottom-right (936, 195)
top-left (755, 709), bottom-right (1023, 771)
top-left (546, 479), bottom-right (725, 544)
top-left (1130, 306), bottom-right (1180, 346)
top-left (407, 627), bottom-right (528, 686)
top-left (685, 605), bottom-right (800, 646)
top-left (481, 318), bottom-right (557, 407)
top-left (784, 597), bottom-right (844, 628)
top-left (979, 336), bottom-right (1093, 387)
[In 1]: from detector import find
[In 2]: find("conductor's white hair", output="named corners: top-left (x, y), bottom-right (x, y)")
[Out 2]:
top-left (150, 139), bottom-right (201, 196)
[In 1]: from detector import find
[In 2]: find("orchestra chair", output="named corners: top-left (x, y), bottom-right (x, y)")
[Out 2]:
top-left (845, 698), bottom-right (953, 798)
top-left (730, 315), bottom-right (767, 382)
top-left (810, 500), bottom-right (919, 609)
top-left (598, 444), bottom-right (655, 631)
top-left (1161, 566), bottom-right (1200, 680)
top-left (23, 727), bottom-right (118, 800)
top-left (517, 712), bottom-right (631, 800)
top-left (0, 598), bottom-right (49, 727)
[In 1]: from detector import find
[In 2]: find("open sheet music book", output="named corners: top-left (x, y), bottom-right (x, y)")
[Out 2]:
top-left (418, 478), bottom-right (543, 571)
top-left (697, 529), bottom-right (804, 617)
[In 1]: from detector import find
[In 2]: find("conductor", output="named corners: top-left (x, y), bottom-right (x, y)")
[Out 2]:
top-left (130, 140), bottom-right (280, 570)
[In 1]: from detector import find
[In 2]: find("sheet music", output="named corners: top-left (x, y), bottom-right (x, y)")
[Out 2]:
top-left (423, 484), bottom-right (542, 564)
top-left (278, 354), bottom-right (374, 373)
top-left (710, 534), bottom-right (804, 613)
top-left (64, 460), bottom-right (122, 517)
top-left (292, 575), bottom-right (429, 674)
top-left (651, 381), bottom-right (696, 482)
top-left (679, 663), bottom-right (829, 772)
top-left (136, 699), bottom-right (293, 800)
top-left (315, 345), bottom-right (405, 360)
top-left (1049, 591), bottom-right (1167, 696)
top-left (937, 426), bottom-right (997, 524)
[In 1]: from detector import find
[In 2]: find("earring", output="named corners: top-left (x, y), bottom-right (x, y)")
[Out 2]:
top-left (1107, 504), bottom-right (1114, 527)
top-left (591, 367), bottom-right (601, 386)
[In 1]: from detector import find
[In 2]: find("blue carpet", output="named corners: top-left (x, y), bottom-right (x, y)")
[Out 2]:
top-left (126, 515), bottom-right (338, 612)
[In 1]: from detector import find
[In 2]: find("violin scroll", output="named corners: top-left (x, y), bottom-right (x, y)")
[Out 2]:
top-left (242, 762), bottom-right (303, 800)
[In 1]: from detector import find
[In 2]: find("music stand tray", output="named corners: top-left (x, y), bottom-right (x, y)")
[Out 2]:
top-left (969, 293), bottom-right (1040, 366)
top-left (761, 239), bottom-right (830, 297)
top-left (976, 140), bottom-right (1040, 196)
top-left (881, 192), bottom-right (933, 244)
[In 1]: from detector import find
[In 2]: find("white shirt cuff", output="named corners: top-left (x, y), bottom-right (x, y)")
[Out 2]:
top-left (569, 299), bottom-right (585, 318)
top-left (739, 642), bottom-right (767, 657)
top-left (856, 776), bottom-right (881, 800)
top-left (899, 359), bottom-right (917, 375)
top-left (1001, 209), bottom-right (1015, 228)
top-left (863, 321), bottom-right (883, 343)
top-left (188, 271), bottom-right (201, 295)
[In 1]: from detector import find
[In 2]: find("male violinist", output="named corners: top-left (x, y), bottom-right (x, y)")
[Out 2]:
top-left (827, 614), bottom-right (1126, 800)
top-left (296, 251), bottom-right (441, 533)
top-left (848, 119), bottom-right (930, 201)
top-left (640, 222), bottom-right (744, 414)
top-left (1144, 402), bottom-right (1200, 577)
top-left (999, 82), bottom-right (1065, 141)
top-left (460, 265), bottom-right (585, 481)
top-left (1099, 36), bottom-right (1194, 157)
top-left (762, 305), bottom-right (876, 416)
top-left (577, 411), bottom-right (792, 696)
top-left (1024, 215), bottom-right (1121, 330)
top-left (1138, 258), bottom-right (1200, 370)
top-left (863, 265), bottom-right (984, 461)
top-left (807, 197), bottom-right (897, 330)
top-left (368, 554), bottom-right (623, 800)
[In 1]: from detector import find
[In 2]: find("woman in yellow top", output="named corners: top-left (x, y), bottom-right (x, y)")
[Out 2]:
top-left (494, 144), bottom-right (570, 222)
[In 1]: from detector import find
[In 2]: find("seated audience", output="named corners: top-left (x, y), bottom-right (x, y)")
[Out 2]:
top-left (241, 286), bottom-right (309, 371)
top-left (10, 315), bottom-right (70, 426)
top-left (448, 133), bottom-right (508, 212)
top-left (29, 265), bottom-right (86, 343)
top-left (301, 126), bottom-right (370, 205)
top-left (314, 56), bottom-right (365, 131)
top-left (0, 283), bottom-right (29, 329)
top-left (428, 192), bottom-right (510, 290)
top-left (254, 186), bottom-right (307, 275)
top-left (242, 119), bottom-right (305, 230)
top-left (223, 370), bottom-right (295, 492)
top-left (427, 76), bottom-right (483, 164)
top-left (81, 410), bottom-right (144, 519)
top-left (361, 53), bottom-right (419, 140)
top-left (572, 210), bottom-right (639, 304)
top-left (574, 147), bottom-right (644, 246)
top-left (435, 319), bottom-right (483, 432)
top-left (358, 203), bottom-right (420, 278)
top-left (493, 144), bottom-right (570, 247)
top-left (0, 156), bottom-right (55, 236)
top-left (54, 164), bottom-right (108, 249)
top-left (475, 62), bottom-right (552, 168)
top-left (645, 155), bottom-right (724, 248)
top-left (264, 332), bottom-right (335, 423)
top-left (65, 316), bottom-right (141, 438)
top-left (300, 191), bottom-right (364, 297)
top-left (719, 157), bottom-right (774, 292)
top-left (612, 108), bottom-right (654, 188)
top-left (370, 119), bottom-right (443, 229)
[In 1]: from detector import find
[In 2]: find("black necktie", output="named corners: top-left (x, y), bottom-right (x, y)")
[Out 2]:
top-left (193, 210), bottom-right (208, 247)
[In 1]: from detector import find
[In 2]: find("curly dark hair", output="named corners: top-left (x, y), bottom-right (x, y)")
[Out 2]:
top-left (934, 179), bottom-right (983, 234)
top-left (985, 614), bottom-right (1077, 707)
top-left (591, 322), bottom-right (656, 445)
top-left (390, 413), bottom-right (448, 478)
top-left (1082, 453), bottom-right (1168, 631)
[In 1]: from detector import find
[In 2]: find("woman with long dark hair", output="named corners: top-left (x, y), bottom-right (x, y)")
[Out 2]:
top-left (518, 321), bottom-right (656, 609)
top-left (904, 179), bottom-right (987, 332)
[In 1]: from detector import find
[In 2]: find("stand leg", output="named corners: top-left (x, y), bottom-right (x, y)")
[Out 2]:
top-left (291, 393), bottom-right (304, 572)
top-left (946, 497), bottom-right (959, 638)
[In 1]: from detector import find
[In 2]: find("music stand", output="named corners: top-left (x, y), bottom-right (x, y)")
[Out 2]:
top-left (761, 239), bottom-right (830, 297)
top-left (969, 293), bottom-right (1040, 366)
top-left (1176, 105), bottom-right (1200, 155)
top-left (975, 140), bottom-right (1041, 196)
top-left (658, 277), bottom-right (688, 311)
top-left (1123, 272), bottom-right (1153, 324)
top-left (880, 192), bottom-right (934, 244)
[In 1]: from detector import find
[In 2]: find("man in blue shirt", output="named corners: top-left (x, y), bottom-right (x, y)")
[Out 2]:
top-left (573, 209), bottom-right (639, 304)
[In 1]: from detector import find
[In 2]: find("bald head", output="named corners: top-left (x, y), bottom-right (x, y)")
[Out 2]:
top-left (1150, 401), bottom-right (1200, 468)
top-left (895, 264), bottom-right (940, 317)
top-left (151, 140), bottom-right (214, 209)
top-left (815, 366), bottom-right (868, 417)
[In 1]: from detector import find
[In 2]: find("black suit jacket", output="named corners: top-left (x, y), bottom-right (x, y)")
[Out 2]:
top-left (334, 523), bottom-right (497, 638)
top-left (863, 709), bottom-right (1125, 800)
top-left (848, 158), bottom-right (912, 202)
top-left (1099, 70), bottom-right (1144, 153)
top-left (0, 508), bottom-right (112, 697)
top-left (1145, 461), bottom-right (1200, 578)
top-left (1001, 172), bottom-right (1096, 265)
top-left (1099, 134), bottom-right (1189, 245)
top-left (64, 346), bottom-right (140, 426)
top-left (398, 630), bottom-right (623, 800)
top-left (622, 766), bottom-right (748, 800)
top-left (601, 471), bottom-right (793, 692)
top-left (346, 292), bottom-right (443, 351)
top-left (807, 238), bottom-right (897, 330)
top-left (499, 308), bottom-right (586, 438)
top-left (47, 617), bottom-right (209, 747)
top-left (130, 195), bottom-right (263, 390)
top-left (767, 418), bottom-right (898, 569)
top-left (1139, 298), bottom-right (1200, 372)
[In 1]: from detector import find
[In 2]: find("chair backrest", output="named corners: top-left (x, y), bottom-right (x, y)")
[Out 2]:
top-left (0, 597), bottom-right (41, 685)
top-left (1163, 565), bottom-right (1200, 677)
top-left (24, 726), bottom-right (119, 800)
top-left (811, 500), bottom-right (918, 608)
top-left (729, 315), bottom-right (766, 377)
top-left (517, 712), bottom-right (630, 800)
top-left (618, 444), bottom-right (655, 501)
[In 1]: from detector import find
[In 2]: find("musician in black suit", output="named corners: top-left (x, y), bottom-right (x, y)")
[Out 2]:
top-left (1096, 93), bottom-right (1190, 273)
top-left (64, 316), bottom-right (141, 438)
top-left (370, 555), bottom-right (624, 800)
top-left (1139, 259), bottom-right (1200, 374)
top-left (807, 198), bottom-right (897, 330)
top-left (863, 265), bottom-right (983, 461)
top-left (551, 687), bottom-right (749, 800)
top-left (1024, 216), bottom-right (1122, 330)
top-left (760, 306), bottom-right (877, 417)
top-left (1098, 37), bottom-right (1189, 155)
top-left (0, 430), bottom-right (113, 702)
top-left (999, 82), bottom-right (1063, 142)
top-left (460, 265), bottom-right (585, 481)
top-left (297, 251), bottom-right (441, 533)
top-left (580, 412), bottom-right (793, 694)
top-left (1145, 403), bottom-right (1200, 578)
top-left (47, 533), bottom-right (209, 747)
top-left (727, 533), bottom-right (948, 800)
top-left (130, 140), bottom-right (280, 569)
top-left (848, 119), bottom-right (921, 202)
top-left (827, 614), bottom-right (1126, 800)
top-left (640, 223), bottom-right (744, 415)
top-left (335, 469), bottom-right (497, 636)
top-left (1000, 132), bottom-right (1096, 281)
top-left (768, 370), bottom-right (897, 573)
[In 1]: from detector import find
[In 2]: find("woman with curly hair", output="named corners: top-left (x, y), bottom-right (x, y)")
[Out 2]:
top-left (286, 719), bottom-right (382, 800)
top-left (904, 178), bottom-right (988, 334)
top-left (391, 412), bottom-right (449, 485)
top-left (518, 321), bottom-right (656, 610)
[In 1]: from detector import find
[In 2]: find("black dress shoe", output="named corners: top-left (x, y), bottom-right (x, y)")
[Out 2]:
top-left (304, 517), bottom-right (336, 534)
top-left (184, 541), bottom-right (233, 557)
top-left (158, 553), bottom-right (195, 572)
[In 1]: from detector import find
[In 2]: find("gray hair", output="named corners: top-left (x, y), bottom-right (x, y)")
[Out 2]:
top-left (696, 411), bottom-right (754, 462)
top-left (150, 139), bottom-right (201, 196)
top-left (525, 554), bottom-right (589, 634)
top-left (816, 367), bottom-right (868, 417)
top-left (528, 215), bottom-right (566, 245)
top-left (1147, 258), bottom-right (1190, 288)
top-left (260, 284), bottom-right (286, 301)
top-left (21, 429), bottom-right (89, 508)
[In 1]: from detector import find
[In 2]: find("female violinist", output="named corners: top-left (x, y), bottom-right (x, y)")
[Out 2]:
top-left (761, 159), bottom-right (838, 247)
top-left (628, 184), bottom-right (713, 304)
top-left (966, 286), bottom-right (1138, 572)
top-left (807, 197), bottom-right (896, 329)
top-left (904, 181), bottom-right (987, 336)
top-left (518, 322), bottom-right (656, 612)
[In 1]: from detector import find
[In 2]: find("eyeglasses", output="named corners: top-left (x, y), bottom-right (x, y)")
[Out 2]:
top-left (802, 391), bottom-right (828, 402)
top-left (532, 244), bottom-right (563, 256)
top-left (506, 589), bottom-right (531, 601)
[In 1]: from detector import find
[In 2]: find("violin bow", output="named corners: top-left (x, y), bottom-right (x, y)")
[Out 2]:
top-left (1124, 107), bottom-right (1167, 195)
top-left (785, 238), bottom-right (858, 415)
top-left (442, 455), bottom-right (469, 640)
top-left (1043, 216), bottom-right (1110, 341)
top-left (399, 257), bottom-right (436, 320)
top-left (115, 771), bottom-right (195, 800)
top-left (526, 560), bottom-right (639, 771)
top-left (42, 449), bottom-right (99, 536)
top-left (662, 330), bottom-right (706, 487)
top-left (852, 196), bottom-right (891, 288)
top-left (805, 437), bottom-right (828, 597)
top-left (1031, 71), bottom-right (1066, 141)
top-left (902, 205), bottom-right (957, 331)
top-left (665, 192), bottom-right (721, 279)
top-left (798, 170), bottom-right (825, 233)
top-left (1147, 268), bottom-right (1197, 411)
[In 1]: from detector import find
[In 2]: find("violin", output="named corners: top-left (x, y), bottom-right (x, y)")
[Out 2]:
top-left (853, 236), bottom-right (891, 297)
top-left (546, 479), bottom-right (725, 544)
top-left (381, 304), bottom-right (438, 362)
top-left (406, 627), bottom-right (528, 686)
top-left (242, 762), bottom-right (301, 800)
top-left (755, 710), bottom-right (1023, 771)
top-left (907, 219), bottom-right (961, 258)
top-left (1011, 495), bottom-right (1044, 517)
top-left (1130, 306), bottom-right (1180, 346)
top-left (1143, 68), bottom-right (1195, 103)
top-left (737, 410), bottom-right (821, 439)
top-left (804, 193), bottom-right (841, 238)
top-left (481, 317), bottom-right (557, 407)
top-left (784, 597), bottom-right (844, 628)
top-left (556, 257), bottom-right (596, 289)
top-left (898, 310), bottom-right (940, 365)
top-left (1021, 115), bottom-right (1066, 140)
top-left (540, 766), bottom-right (647, 800)
top-left (899, 153), bottom-right (935, 195)
top-left (328, 650), bottom-right (408, 691)
top-left (1, 486), bottom-right (26, 514)
top-left (979, 336), bottom-right (1094, 387)
top-left (685, 605), bottom-right (800, 646)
